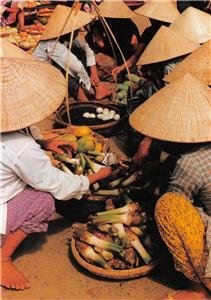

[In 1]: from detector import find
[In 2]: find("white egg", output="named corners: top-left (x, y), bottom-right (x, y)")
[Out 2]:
top-left (101, 115), bottom-right (107, 121)
top-left (83, 112), bottom-right (90, 118)
top-left (90, 113), bottom-right (96, 118)
top-left (109, 110), bottom-right (116, 116)
top-left (103, 108), bottom-right (109, 115)
top-left (96, 107), bottom-right (103, 113)
top-left (114, 114), bottom-right (120, 121)
top-left (97, 114), bottom-right (102, 119)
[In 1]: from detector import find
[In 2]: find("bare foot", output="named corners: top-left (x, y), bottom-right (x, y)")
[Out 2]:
top-left (95, 84), bottom-right (112, 100)
top-left (1, 259), bottom-right (30, 290)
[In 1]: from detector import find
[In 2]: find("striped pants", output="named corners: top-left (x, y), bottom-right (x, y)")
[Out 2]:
top-left (1, 187), bottom-right (55, 246)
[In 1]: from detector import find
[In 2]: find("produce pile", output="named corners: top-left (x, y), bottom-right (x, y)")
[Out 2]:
top-left (1, 28), bottom-right (42, 51)
top-left (72, 194), bottom-right (157, 270)
top-left (45, 126), bottom-right (108, 179)
top-left (115, 73), bottom-right (158, 104)
top-left (44, 126), bottom-right (159, 271)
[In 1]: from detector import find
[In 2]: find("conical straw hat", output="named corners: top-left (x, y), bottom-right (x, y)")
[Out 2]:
top-left (134, 1), bottom-right (180, 23)
top-left (164, 40), bottom-right (211, 85)
top-left (136, 25), bottom-right (199, 65)
top-left (0, 38), bottom-right (33, 59)
top-left (129, 73), bottom-right (211, 143)
top-left (0, 58), bottom-right (67, 132)
top-left (169, 7), bottom-right (211, 43)
top-left (41, 5), bottom-right (93, 40)
top-left (97, 0), bottom-right (136, 19)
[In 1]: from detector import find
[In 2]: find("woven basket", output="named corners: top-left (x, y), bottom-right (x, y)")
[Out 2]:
top-left (54, 102), bottom-right (127, 138)
top-left (42, 125), bottom-right (110, 153)
top-left (71, 238), bottom-right (159, 279)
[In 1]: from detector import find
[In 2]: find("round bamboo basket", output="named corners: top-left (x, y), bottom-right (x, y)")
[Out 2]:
top-left (71, 238), bottom-right (159, 279)
top-left (54, 102), bottom-right (127, 137)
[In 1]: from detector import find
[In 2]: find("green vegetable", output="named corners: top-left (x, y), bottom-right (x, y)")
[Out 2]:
top-left (96, 202), bottom-right (140, 216)
top-left (126, 73), bottom-right (141, 83)
top-left (55, 154), bottom-right (80, 165)
top-left (121, 171), bottom-right (142, 186)
top-left (117, 83), bottom-right (128, 91)
top-left (112, 223), bottom-right (130, 247)
top-left (123, 80), bottom-right (133, 88)
top-left (91, 212), bottom-right (142, 226)
top-left (76, 241), bottom-right (109, 268)
top-left (59, 162), bottom-right (71, 174)
top-left (79, 153), bottom-right (86, 171)
top-left (94, 247), bottom-right (113, 261)
top-left (94, 189), bottom-right (123, 196)
top-left (129, 226), bottom-right (145, 237)
top-left (88, 151), bottom-right (105, 157)
top-left (125, 228), bottom-right (152, 264)
top-left (77, 229), bottom-right (123, 253)
top-left (109, 177), bottom-right (125, 189)
top-left (117, 90), bottom-right (127, 100)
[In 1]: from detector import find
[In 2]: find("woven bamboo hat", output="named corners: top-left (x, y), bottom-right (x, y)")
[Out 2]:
top-left (129, 73), bottom-right (211, 143)
top-left (136, 25), bottom-right (199, 65)
top-left (169, 7), bottom-right (211, 44)
top-left (97, 0), bottom-right (136, 18)
top-left (0, 57), bottom-right (67, 132)
top-left (164, 40), bottom-right (211, 85)
top-left (134, 1), bottom-right (180, 23)
top-left (0, 38), bottom-right (33, 59)
top-left (41, 5), bottom-right (93, 40)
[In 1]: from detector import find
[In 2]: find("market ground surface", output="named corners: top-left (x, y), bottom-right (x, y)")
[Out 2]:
top-left (1, 116), bottom-right (187, 300)
top-left (1, 216), bottom-right (186, 300)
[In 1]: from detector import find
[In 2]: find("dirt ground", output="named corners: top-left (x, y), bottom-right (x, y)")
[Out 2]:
top-left (1, 116), bottom-right (186, 300)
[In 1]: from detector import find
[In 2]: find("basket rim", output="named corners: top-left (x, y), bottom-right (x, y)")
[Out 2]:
top-left (71, 238), bottom-right (159, 279)
top-left (55, 102), bottom-right (127, 130)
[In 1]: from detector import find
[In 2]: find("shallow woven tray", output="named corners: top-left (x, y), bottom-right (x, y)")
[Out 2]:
top-left (71, 238), bottom-right (159, 279)
top-left (42, 125), bottom-right (110, 152)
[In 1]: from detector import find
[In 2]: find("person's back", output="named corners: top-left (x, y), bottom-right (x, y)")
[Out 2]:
top-left (168, 144), bottom-right (211, 216)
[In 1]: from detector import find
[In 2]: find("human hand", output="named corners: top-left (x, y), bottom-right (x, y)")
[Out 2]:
top-left (43, 139), bottom-right (77, 156)
top-left (90, 65), bottom-right (100, 86)
top-left (112, 65), bottom-right (125, 78)
top-left (132, 137), bottom-right (152, 164)
top-left (7, 5), bottom-right (19, 13)
top-left (88, 167), bottom-right (113, 184)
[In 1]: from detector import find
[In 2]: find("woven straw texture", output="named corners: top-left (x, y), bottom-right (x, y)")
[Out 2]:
top-left (164, 40), bottom-right (211, 85)
top-left (41, 5), bottom-right (93, 40)
top-left (129, 73), bottom-right (211, 143)
top-left (136, 26), bottom-right (199, 65)
top-left (0, 38), bottom-right (33, 59)
top-left (169, 7), bottom-right (211, 44)
top-left (97, 0), bottom-right (136, 19)
top-left (134, 1), bottom-right (180, 23)
top-left (0, 58), bottom-right (67, 132)
top-left (71, 238), bottom-right (159, 279)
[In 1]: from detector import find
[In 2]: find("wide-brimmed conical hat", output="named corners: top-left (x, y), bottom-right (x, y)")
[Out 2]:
top-left (133, 14), bottom-right (151, 34)
top-left (0, 38), bottom-right (33, 59)
top-left (97, 0), bottom-right (136, 18)
top-left (0, 57), bottom-right (67, 132)
top-left (136, 25), bottom-right (199, 65)
top-left (134, 1), bottom-right (180, 23)
top-left (129, 73), bottom-right (211, 143)
top-left (164, 40), bottom-right (211, 85)
top-left (41, 5), bottom-right (93, 40)
top-left (169, 7), bottom-right (211, 43)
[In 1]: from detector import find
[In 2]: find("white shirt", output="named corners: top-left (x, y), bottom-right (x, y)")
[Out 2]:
top-left (33, 39), bottom-right (92, 90)
top-left (0, 131), bottom-right (89, 234)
